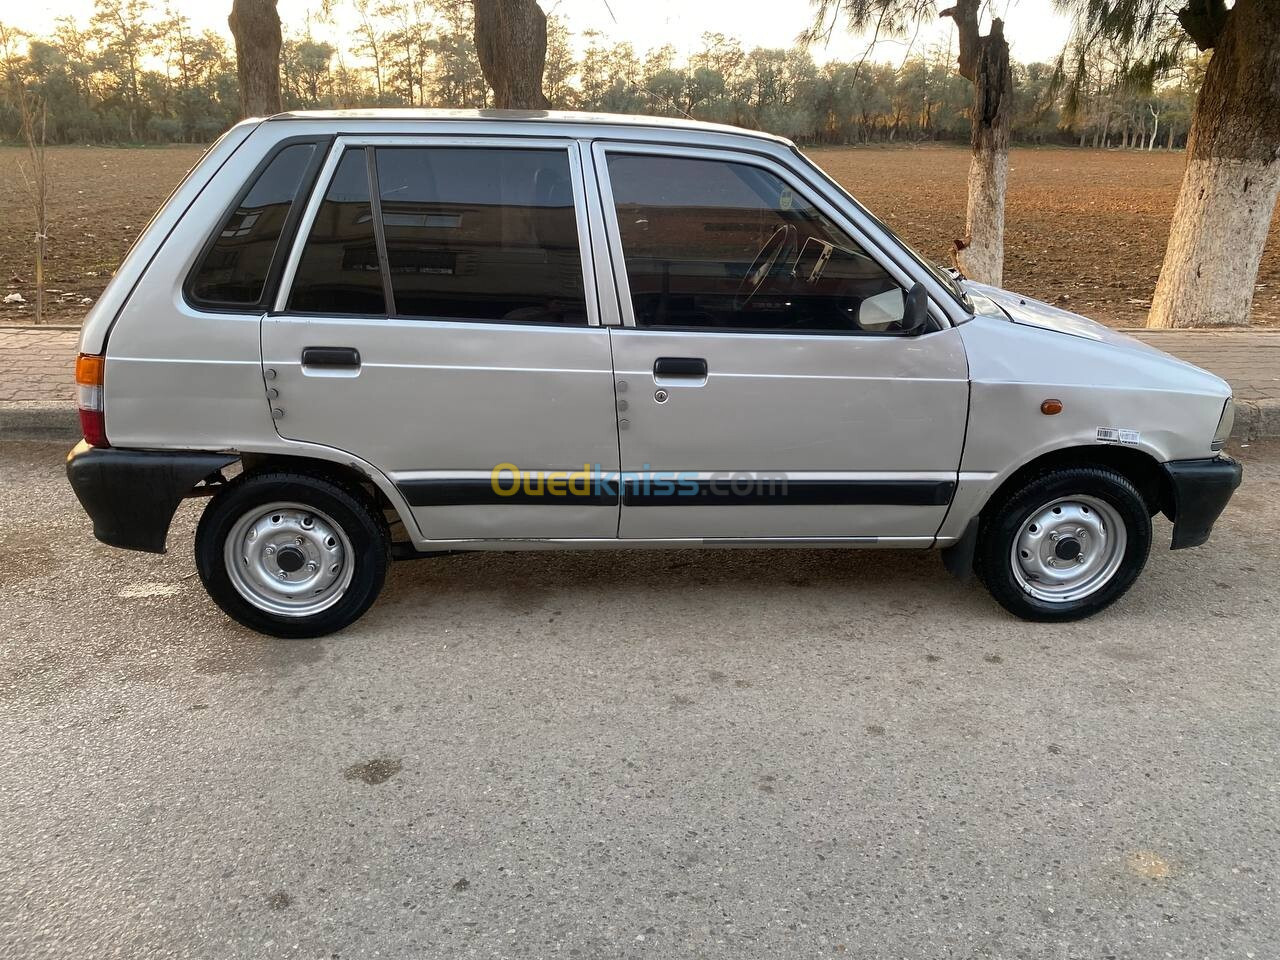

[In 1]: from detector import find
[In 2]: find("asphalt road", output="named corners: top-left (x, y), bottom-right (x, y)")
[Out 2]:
top-left (2, 439), bottom-right (1277, 959)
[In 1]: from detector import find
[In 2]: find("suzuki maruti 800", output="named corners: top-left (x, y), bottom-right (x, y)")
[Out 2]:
top-left (66, 110), bottom-right (1241, 636)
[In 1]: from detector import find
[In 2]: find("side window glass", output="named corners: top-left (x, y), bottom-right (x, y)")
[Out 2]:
top-left (374, 147), bottom-right (587, 324)
top-left (290, 148), bottom-right (386, 315)
top-left (188, 142), bottom-right (316, 307)
top-left (606, 153), bottom-right (906, 334)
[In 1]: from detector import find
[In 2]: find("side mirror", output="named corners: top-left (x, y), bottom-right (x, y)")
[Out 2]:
top-left (856, 283), bottom-right (930, 334)
top-left (900, 282), bottom-right (929, 335)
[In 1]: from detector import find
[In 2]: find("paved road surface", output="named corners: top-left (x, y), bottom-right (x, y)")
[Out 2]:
top-left (1, 440), bottom-right (1277, 959)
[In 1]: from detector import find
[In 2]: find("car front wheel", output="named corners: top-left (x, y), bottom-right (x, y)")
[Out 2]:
top-left (976, 467), bottom-right (1152, 622)
top-left (195, 471), bottom-right (390, 638)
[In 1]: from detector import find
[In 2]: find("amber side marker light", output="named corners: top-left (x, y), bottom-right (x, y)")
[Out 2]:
top-left (75, 353), bottom-right (109, 447)
top-left (1041, 399), bottom-right (1063, 416)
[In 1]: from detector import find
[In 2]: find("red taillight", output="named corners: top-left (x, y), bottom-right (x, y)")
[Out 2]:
top-left (75, 353), bottom-right (109, 448)
top-left (79, 408), bottom-right (109, 448)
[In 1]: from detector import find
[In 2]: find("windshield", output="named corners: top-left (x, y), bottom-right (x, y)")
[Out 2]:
top-left (790, 147), bottom-right (975, 315)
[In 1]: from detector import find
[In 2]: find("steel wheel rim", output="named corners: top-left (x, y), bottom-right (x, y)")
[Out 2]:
top-left (1010, 495), bottom-right (1127, 604)
top-left (223, 501), bottom-right (354, 618)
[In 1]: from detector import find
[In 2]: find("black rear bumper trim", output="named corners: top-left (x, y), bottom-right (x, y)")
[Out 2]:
top-left (1162, 456), bottom-right (1242, 550)
top-left (66, 442), bottom-right (237, 553)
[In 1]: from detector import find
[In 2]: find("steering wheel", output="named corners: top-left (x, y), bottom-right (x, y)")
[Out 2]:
top-left (734, 225), bottom-right (797, 311)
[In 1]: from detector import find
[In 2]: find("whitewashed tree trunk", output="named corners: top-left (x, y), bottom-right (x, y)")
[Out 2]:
top-left (958, 142), bottom-right (1008, 286)
top-left (1148, 159), bottom-right (1280, 327)
top-left (1148, 0), bottom-right (1280, 328)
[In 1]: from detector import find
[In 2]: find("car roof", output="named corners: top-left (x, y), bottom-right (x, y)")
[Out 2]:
top-left (266, 108), bottom-right (794, 148)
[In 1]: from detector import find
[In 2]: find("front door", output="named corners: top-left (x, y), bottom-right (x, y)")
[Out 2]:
top-left (263, 138), bottom-right (620, 541)
top-left (596, 146), bottom-right (969, 542)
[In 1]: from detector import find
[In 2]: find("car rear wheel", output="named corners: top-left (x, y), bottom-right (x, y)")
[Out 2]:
top-left (976, 467), bottom-right (1151, 622)
top-left (195, 471), bottom-right (389, 638)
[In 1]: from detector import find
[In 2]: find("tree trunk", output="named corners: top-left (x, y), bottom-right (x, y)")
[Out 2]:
top-left (473, 0), bottom-right (550, 110)
top-left (950, 13), bottom-right (1011, 287)
top-left (228, 0), bottom-right (283, 118)
top-left (1148, 0), bottom-right (1280, 328)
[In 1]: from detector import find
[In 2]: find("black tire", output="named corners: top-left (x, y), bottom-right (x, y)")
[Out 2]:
top-left (195, 471), bottom-right (390, 638)
top-left (975, 467), bottom-right (1151, 622)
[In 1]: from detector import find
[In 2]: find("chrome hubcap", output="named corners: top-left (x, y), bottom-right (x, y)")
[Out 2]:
top-left (224, 502), bottom-right (353, 617)
top-left (1010, 495), bottom-right (1126, 603)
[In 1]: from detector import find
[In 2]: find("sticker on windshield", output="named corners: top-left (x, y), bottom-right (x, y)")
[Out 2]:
top-left (779, 187), bottom-right (793, 210)
top-left (1097, 427), bottom-right (1140, 446)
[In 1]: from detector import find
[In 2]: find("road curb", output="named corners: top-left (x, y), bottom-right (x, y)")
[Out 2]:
top-left (1, 403), bottom-right (80, 442)
top-left (4, 398), bottom-right (1280, 443)
top-left (0, 324), bottom-right (83, 332)
top-left (1235, 398), bottom-right (1280, 442)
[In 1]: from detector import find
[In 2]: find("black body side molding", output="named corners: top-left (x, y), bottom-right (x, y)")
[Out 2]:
top-left (66, 441), bottom-right (237, 553)
top-left (398, 478), bottom-right (619, 507)
top-left (619, 478), bottom-right (955, 507)
top-left (397, 476), bottom-right (954, 508)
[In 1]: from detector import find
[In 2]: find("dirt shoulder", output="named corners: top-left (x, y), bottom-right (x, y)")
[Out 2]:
top-left (808, 144), bottom-right (1279, 328)
top-left (0, 144), bottom-right (206, 323)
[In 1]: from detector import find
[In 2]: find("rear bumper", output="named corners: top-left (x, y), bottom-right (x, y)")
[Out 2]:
top-left (1163, 456), bottom-right (1243, 550)
top-left (66, 442), bottom-right (237, 553)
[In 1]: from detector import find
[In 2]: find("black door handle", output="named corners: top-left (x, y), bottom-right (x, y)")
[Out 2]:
top-left (653, 357), bottom-right (707, 378)
top-left (302, 346), bottom-right (361, 368)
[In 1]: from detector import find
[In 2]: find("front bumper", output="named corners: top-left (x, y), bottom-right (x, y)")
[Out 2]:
top-left (1163, 456), bottom-right (1243, 550)
top-left (66, 442), bottom-right (237, 553)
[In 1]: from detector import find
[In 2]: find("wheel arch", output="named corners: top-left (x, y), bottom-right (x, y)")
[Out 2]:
top-left (234, 451), bottom-right (435, 556)
top-left (979, 444), bottom-right (1174, 522)
top-left (942, 443), bottom-right (1172, 581)
top-left (238, 452), bottom-right (395, 511)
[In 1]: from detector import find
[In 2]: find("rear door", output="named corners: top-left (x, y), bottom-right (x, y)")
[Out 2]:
top-left (263, 137), bottom-right (620, 541)
top-left (595, 143), bottom-right (969, 542)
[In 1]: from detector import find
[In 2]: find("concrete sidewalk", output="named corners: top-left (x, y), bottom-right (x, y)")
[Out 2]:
top-left (2, 323), bottom-right (1278, 440)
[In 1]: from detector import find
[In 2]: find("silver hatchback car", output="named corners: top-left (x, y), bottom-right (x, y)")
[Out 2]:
top-left (67, 110), bottom-right (1241, 637)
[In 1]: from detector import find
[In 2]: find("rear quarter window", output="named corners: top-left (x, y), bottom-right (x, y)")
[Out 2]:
top-left (187, 140), bottom-right (322, 309)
